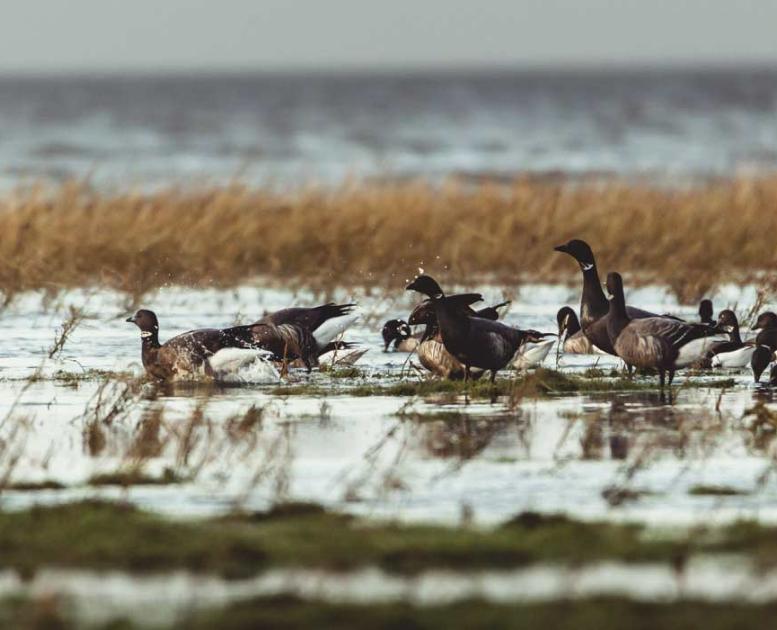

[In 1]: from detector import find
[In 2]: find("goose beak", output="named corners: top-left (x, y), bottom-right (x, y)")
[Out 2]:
top-left (554, 244), bottom-right (568, 253)
top-left (125, 316), bottom-right (135, 323)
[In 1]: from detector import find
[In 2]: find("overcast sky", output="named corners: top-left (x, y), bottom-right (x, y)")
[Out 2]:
top-left (2, 0), bottom-right (777, 73)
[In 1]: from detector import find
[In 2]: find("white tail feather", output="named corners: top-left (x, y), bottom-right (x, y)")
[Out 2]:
top-left (312, 312), bottom-right (359, 347)
top-left (208, 348), bottom-right (279, 383)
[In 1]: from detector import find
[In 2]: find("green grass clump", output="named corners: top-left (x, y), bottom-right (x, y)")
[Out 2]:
top-left (688, 485), bottom-right (749, 497)
top-left (87, 468), bottom-right (185, 487)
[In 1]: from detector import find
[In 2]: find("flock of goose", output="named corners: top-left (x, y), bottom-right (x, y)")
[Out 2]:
top-left (126, 238), bottom-right (777, 388)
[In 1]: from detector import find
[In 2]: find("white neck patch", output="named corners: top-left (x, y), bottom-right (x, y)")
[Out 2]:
top-left (140, 331), bottom-right (154, 338)
top-left (581, 262), bottom-right (594, 272)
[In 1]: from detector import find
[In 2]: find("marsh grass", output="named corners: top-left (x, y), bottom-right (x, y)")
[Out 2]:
top-left (3, 177), bottom-right (777, 303)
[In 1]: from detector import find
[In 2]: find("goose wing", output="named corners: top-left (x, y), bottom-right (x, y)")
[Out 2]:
top-left (258, 303), bottom-right (356, 331)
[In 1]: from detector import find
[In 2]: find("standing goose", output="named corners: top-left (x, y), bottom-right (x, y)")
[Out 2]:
top-left (557, 306), bottom-right (594, 354)
top-left (702, 310), bottom-right (754, 369)
top-left (126, 310), bottom-right (279, 381)
top-left (749, 312), bottom-right (777, 382)
top-left (408, 299), bottom-right (511, 379)
top-left (554, 239), bottom-right (661, 354)
top-left (605, 273), bottom-right (724, 388)
top-left (406, 275), bottom-right (548, 382)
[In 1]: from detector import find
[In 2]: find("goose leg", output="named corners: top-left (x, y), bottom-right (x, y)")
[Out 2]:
top-left (668, 369), bottom-right (675, 386)
top-left (490, 370), bottom-right (497, 384)
top-left (464, 365), bottom-right (471, 383)
top-left (659, 369), bottom-right (666, 389)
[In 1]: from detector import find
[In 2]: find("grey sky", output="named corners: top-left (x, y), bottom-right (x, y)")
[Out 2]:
top-left (2, 0), bottom-right (777, 73)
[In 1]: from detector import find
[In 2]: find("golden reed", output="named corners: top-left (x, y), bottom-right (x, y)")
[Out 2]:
top-left (0, 176), bottom-right (775, 304)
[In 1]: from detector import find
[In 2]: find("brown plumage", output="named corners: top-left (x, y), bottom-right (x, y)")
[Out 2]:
top-left (126, 309), bottom-right (317, 380)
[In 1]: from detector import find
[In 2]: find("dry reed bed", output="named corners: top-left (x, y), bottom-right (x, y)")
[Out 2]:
top-left (0, 177), bottom-right (775, 303)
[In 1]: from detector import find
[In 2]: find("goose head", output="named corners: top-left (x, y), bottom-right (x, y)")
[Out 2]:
top-left (408, 301), bottom-right (435, 326)
top-left (126, 309), bottom-right (159, 337)
top-left (406, 275), bottom-right (444, 299)
top-left (752, 311), bottom-right (777, 331)
top-left (554, 239), bottom-right (596, 271)
top-left (381, 318), bottom-right (412, 351)
top-left (699, 299), bottom-right (714, 324)
top-left (556, 306), bottom-right (576, 337)
top-left (716, 309), bottom-right (739, 334)
top-left (605, 272), bottom-right (624, 301)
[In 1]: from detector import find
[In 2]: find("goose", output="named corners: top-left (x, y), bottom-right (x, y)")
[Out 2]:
top-left (554, 239), bottom-right (662, 355)
top-left (699, 299), bottom-right (714, 325)
top-left (406, 275), bottom-right (549, 382)
top-left (408, 299), bottom-right (511, 379)
top-left (126, 309), bottom-right (284, 381)
top-left (701, 310), bottom-right (754, 369)
top-left (749, 312), bottom-right (777, 382)
top-left (381, 319), bottom-right (420, 352)
top-left (256, 302), bottom-right (358, 357)
top-left (557, 306), bottom-right (594, 354)
top-left (604, 273), bottom-right (725, 388)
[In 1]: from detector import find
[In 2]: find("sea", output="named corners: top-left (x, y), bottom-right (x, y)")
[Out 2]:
top-left (0, 67), bottom-right (776, 190)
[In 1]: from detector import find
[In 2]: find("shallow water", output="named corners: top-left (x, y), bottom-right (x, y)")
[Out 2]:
top-left (0, 282), bottom-right (775, 526)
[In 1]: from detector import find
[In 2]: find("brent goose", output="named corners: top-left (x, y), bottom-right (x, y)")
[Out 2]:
top-left (605, 273), bottom-right (724, 388)
top-left (699, 299), bottom-right (714, 325)
top-left (557, 306), bottom-right (594, 354)
top-left (256, 302), bottom-right (358, 358)
top-left (126, 309), bottom-right (281, 381)
top-left (554, 239), bottom-right (661, 355)
top-left (408, 299), bottom-right (511, 379)
top-left (381, 319), bottom-right (420, 352)
top-left (749, 312), bottom-right (777, 382)
top-left (406, 275), bottom-right (548, 382)
top-left (701, 310), bottom-right (754, 369)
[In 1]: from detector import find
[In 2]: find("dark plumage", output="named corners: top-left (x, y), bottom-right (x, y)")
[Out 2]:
top-left (605, 273), bottom-right (723, 388)
top-left (699, 299), bottom-right (714, 325)
top-left (255, 302), bottom-right (357, 356)
top-left (381, 319), bottom-right (419, 352)
top-left (126, 309), bottom-right (292, 380)
top-left (699, 310), bottom-right (753, 369)
top-left (556, 306), bottom-right (594, 354)
top-left (750, 312), bottom-right (777, 382)
top-left (408, 298), bottom-right (510, 379)
top-left (554, 239), bottom-right (660, 355)
top-left (406, 275), bottom-right (547, 382)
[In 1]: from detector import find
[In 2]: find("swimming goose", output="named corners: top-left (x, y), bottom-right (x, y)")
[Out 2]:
top-left (126, 309), bottom-right (281, 381)
top-left (557, 306), bottom-right (594, 354)
top-left (554, 239), bottom-right (661, 355)
top-left (406, 275), bottom-right (548, 382)
top-left (408, 299), bottom-right (511, 379)
top-left (699, 299), bottom-right (714, 325)
top-left (604, 273), bottom-right (724, 388)
top-left (381, 319), bottom-right (420, 352)
top-left (701, 310), bottom-right (754, 369)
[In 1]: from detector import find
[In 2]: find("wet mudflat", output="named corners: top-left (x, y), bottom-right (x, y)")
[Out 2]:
top-left (1, 282), bottom-right (776, 627)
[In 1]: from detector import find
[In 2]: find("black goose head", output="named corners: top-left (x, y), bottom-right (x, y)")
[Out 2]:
top-left (605, 272), bottom-right (625, 302)
top-left (126, 309), bottom-right (159, 338)
top-left (406, 275), bottom-right (445, 299)
top-left (698, 299), bottom-right (714, 324)
top-left (381, 318), bottom-right (411, 351)
top-left (752, 345), bottom-right (774, 383)
top-left (408, 301), bottom-right (435, 326)
top-left (554, 239), bottom-right (596, 271)
top-left (556, 306), bottom-right (576, 337)
top-left (716, 309), bottom-right (739, 334)
top-left (752, 311), bottom-right (777, 331)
